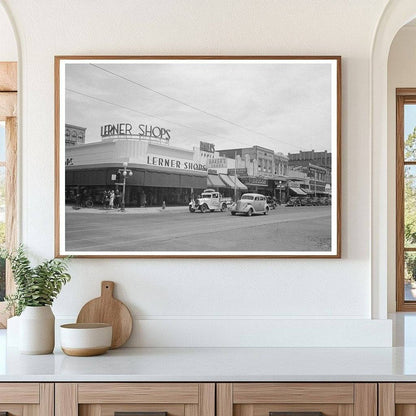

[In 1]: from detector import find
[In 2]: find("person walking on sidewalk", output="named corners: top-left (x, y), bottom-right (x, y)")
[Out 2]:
top-left (114, 188), bottom-right (121, 208)
top-left (109, 190), bottom-right (115, 210)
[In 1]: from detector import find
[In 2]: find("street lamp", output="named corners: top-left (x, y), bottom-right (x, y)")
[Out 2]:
top-left (118, 161), bottom-right (133, 212)
top-left (279, 180), bottom-right (282, 205)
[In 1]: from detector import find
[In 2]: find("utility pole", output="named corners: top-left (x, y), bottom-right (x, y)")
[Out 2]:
top-left (234, 150), bottom-right (237, 201)
top-left (118, 161), bottom-right (133, 212)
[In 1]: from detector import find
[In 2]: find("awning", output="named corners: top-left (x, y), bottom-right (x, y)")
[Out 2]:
top-left (208, 174), bottom-right (226, 188)
top-left (66, 167), bottom-right (206, 189)
top-left (219, 174), bottom-right (248, 190)
top-left (180, 174), bottom-right (207, 189)
top-left (289, 187), bottom-right (307, 196)
top-left (229, 175), bottom-right (248, 191)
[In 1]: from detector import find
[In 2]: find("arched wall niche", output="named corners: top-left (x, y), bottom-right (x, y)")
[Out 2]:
top-left (386, 17), bottom-right (416, 313)
top-left (0, 1), bottom-right (18, 61)
top-left (372, 0), bottom-right (416, 319)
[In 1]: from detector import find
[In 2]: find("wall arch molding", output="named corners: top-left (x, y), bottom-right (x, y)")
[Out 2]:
top-left (371, 0), bottom-right (416, 319)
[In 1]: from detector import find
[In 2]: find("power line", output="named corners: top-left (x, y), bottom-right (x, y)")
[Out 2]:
top-left (90, 63), bottom-right (306, 152)
top-left (66, 88), bottom-right (272, 149)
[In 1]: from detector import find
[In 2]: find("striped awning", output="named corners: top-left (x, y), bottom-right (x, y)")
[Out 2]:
top-left (229, 175), bottom-right (248, 191)
top-left (289, 187), bottom-right (307, 196)
top-left (208, 174), bottom-right (226, 188)
top-left (219, 174), bottom-right (247, 190)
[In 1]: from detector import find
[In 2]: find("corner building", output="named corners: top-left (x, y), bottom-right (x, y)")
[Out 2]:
top-left (65, 131), bottom-right (208, 207)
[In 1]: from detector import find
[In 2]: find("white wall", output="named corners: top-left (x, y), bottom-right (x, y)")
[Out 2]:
top-left (387, 25), bottom-right (416, 312)
top-left (0, 4), bottom-right (16, 61)
top-left (0, 0), bottom-right (393, 346)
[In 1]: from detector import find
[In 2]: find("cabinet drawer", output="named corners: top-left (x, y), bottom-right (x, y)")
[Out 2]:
top-left (217, 383), bottom-right (376, 416)
top-left (0, 383), bottom-right (53, 416)
top-left (379, 383), bottom-right (416, 416)
top-left (56, 383), bottom-right (215, 416)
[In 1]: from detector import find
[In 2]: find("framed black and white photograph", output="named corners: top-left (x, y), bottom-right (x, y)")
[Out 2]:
top-left (55, 56), bottom-right (341, 258)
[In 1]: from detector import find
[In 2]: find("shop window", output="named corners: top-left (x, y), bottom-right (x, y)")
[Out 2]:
top-left (397, 89), bottom-right (416, 311)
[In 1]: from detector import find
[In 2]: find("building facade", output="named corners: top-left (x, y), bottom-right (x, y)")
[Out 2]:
top-left (288, 150), bottom-right (331, 182)
top-left (218, 146), bottom-right (290, 196)
top-left (65, 124), bottom-right (86, 146)
top-left (65, 125), bottom-right (246, 207)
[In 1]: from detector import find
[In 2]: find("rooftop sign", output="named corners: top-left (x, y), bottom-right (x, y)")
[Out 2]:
top-left (100, 123), bottom-right (171, 141)
top-left (200, 141), bottom-right (215, 153)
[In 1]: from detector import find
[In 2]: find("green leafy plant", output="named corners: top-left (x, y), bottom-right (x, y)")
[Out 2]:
top-left (0, 245), bottom-right (71, 316)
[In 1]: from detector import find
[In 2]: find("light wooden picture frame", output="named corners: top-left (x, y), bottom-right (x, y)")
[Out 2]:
top-left (55, 56), bottom-right (341, 258)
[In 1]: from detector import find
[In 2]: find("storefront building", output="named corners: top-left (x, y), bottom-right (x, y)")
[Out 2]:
top-left (65, 124), bottom-right (245, 207)
top-left (288, 150), bottom-right (331, 183)
top-left (217, 146), bottom-right (289, 197)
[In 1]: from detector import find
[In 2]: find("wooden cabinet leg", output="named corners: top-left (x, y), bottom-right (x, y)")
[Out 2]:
top-left (56, 383), bottom-right (78, 416)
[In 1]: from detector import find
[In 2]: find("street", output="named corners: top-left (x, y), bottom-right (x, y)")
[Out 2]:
top-left (65, 205), bottom-right (332, 252)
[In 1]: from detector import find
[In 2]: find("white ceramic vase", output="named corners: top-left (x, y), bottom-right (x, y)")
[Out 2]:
top-left (6, 315), bottom-right (20, 347)
top-left (19, 306), bottom-right (55, 354)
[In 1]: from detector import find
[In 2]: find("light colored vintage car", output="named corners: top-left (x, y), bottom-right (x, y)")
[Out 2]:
top-left (230, 193), bottom-right (269, 216)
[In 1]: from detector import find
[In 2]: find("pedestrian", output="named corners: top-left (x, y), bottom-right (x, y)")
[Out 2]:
top-left (103, 190), bottom-right (110, 209)
top-left (114, 188), bottom-right (121, 208)
top-left (109, 190), bottom-right (115, 209)
top-left (75, 191), bottom-right (81, 209)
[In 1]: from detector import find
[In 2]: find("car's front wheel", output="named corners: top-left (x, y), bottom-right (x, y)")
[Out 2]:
top-left (264, 207), bottom-right (269, 215)
top-left (247, 208), bottom-right (253, 217)
top-left (200, 204), bottom-right (209, 213)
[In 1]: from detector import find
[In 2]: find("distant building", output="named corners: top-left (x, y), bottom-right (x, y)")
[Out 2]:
top-left (286, 150), bottom-right (332, 198)
top-left (216, 146), bottom-right (289, 196)
top-left (288, 150), bottom-right (331, 170)
top-left (274, 152), bottom-right (289, 177)
top-left (218, 145), bottom-right (288, 180)
top-left (65, 124), bottom-right (87, 146)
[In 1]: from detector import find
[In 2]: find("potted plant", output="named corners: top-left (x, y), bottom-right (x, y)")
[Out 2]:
top-left (1, 245), bottom-right (71, 354)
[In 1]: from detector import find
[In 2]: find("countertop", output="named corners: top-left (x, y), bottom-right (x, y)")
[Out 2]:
top-left (2, 329), bottom-right (416, 382)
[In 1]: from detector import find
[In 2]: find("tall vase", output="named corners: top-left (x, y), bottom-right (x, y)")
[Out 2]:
top-left (19, 306), bottom-right (55, 354)
top-left (6, 315), bottom-right (20, 347)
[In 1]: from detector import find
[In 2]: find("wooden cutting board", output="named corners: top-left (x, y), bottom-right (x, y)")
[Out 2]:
top-left (76, 281), bottom-right (133, 349)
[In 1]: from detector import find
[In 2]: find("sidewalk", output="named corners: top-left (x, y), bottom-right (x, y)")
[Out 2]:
top-left (65, 205), bottom-right (189, 215)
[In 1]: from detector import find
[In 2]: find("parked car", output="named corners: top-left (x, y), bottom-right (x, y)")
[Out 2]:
top-left (311, 196), bottom-right (321, 206)
top-left (300, 197), bottom-right (313, 206)
top-left (286, 197), bottom-right (301, 207)
top-left (319, 197), bottom-right (329, 205)
top-left (189, 189), bottom-right (233, 213)
top-left (230, 193), bottom-right (269, 216)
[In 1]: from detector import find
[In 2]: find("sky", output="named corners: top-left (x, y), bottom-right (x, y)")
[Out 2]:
top-left (405, 104), bottom-right (416, 140)
top-left (65, 60), bottom-right (334, 155)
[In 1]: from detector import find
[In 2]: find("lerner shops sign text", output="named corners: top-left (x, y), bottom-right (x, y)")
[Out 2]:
top-left (101, 123), bottom-right (171, 140)
top-left (147, 154), bottom-right (206, 172)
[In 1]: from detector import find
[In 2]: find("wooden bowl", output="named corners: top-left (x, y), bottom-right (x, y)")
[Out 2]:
top-left (60, 323), bottom-right (112, 356)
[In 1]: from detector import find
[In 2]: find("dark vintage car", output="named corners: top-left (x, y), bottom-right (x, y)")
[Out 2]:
top-left (230, 193), bottom-right (269, 216)
top-left (286, 197), bottom-right (301, 207)
top-left (300, 197), bottom-right (313, 206)
top-left (319, 197), bottom-right (329, 205)
top-left (311, 196), bottom-right (321, 206)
